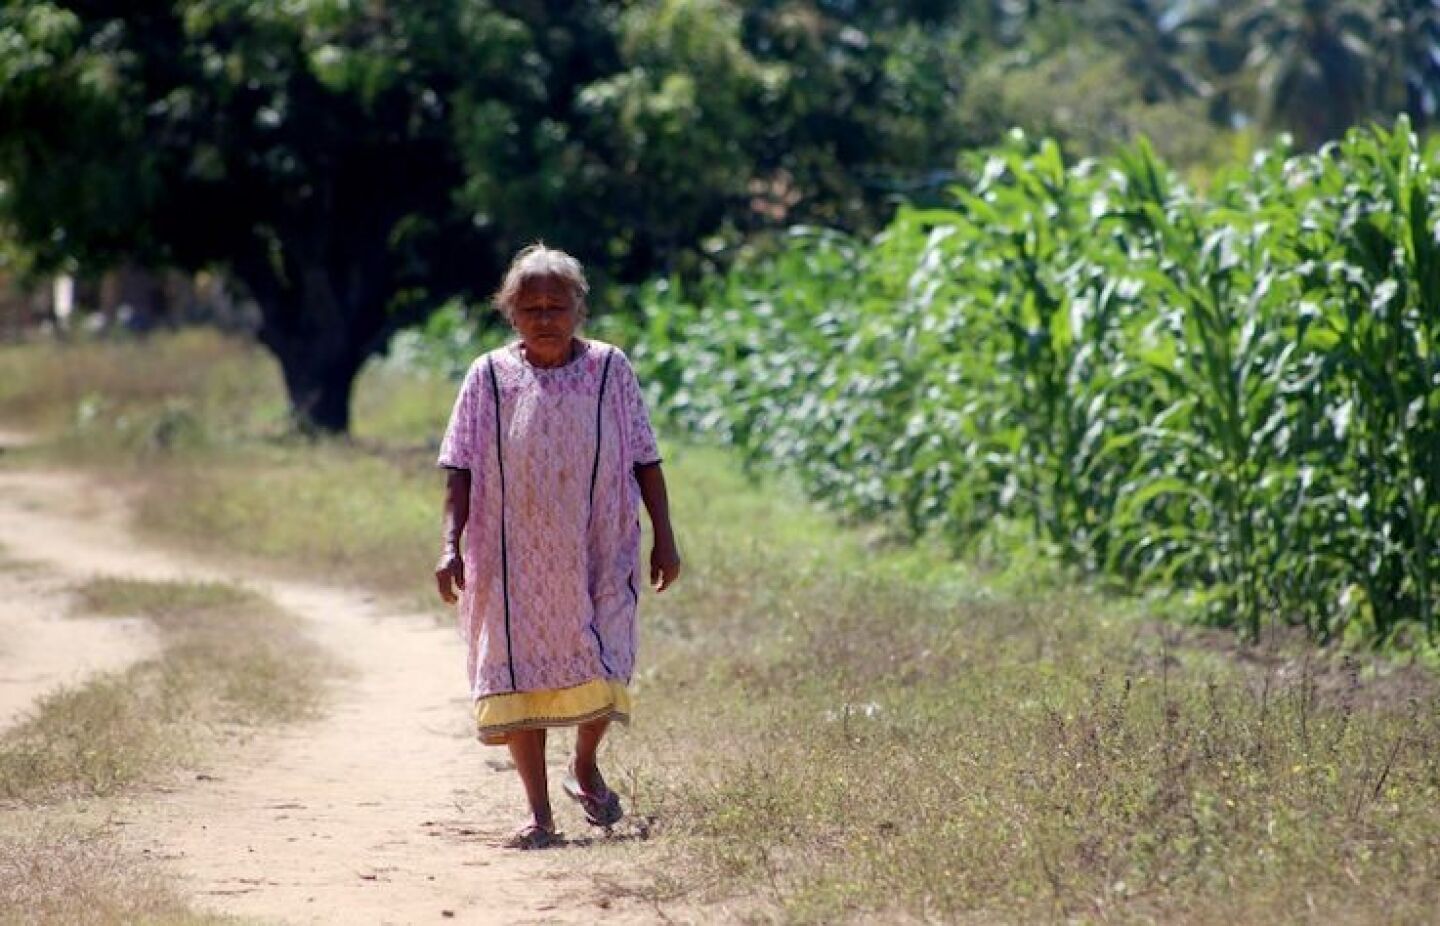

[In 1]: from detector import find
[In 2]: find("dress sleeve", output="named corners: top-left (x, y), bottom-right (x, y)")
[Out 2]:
top-left (615, 349), bottom-right (661, 468)
top-left (437, 358), bottom-right (487, 470)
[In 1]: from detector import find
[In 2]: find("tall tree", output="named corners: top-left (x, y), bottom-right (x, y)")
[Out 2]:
top-left (0, 0), bottom-right (573, 431)
top-left (0, 0), bottom-right (971, 432)
top-left (1090, 0), bottom-right (1219, 104)
top-left (1228, 0), bottom-right (1381, 147)
top-left (1375, 0), bottom-right (1440, 129)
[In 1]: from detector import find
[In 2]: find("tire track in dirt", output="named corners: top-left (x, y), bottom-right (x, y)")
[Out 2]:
top-left (0, 470), bottom-right (663, 924)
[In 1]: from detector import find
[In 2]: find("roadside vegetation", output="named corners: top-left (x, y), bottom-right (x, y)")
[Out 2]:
top-left (0, 818), bottom-right (226, 926)
top-left (5, 1), bottom-right (1440, 921)
top-left (2, 332), bottom-right (1438, 922)
top-left (0, 576), bottom-right (328, 802)
top-left (0, 571), bottom-right (327, 923)
top-left (625, 121), bottom-right (1440, 651)
top-left (0, 331), bottom-right (443, 602)
top-left (617, 456), bottom-right (1440, 921)
top-left (10, 1), bottom-right (1440, 432)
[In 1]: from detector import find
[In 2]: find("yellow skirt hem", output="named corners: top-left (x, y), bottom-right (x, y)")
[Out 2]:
top-left (475, 678), bottom-right (631, 746)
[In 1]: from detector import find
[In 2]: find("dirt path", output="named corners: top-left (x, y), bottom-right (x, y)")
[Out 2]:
top-left (0, 425), bottom-right (164, 729)
top-left (0, 470), bottom-right (662, 924)
top-left (0, 560), bottom-right (161, 732)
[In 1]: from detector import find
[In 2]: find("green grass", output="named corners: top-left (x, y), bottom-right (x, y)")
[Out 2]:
top-left (2, 331), bottom-right (1439, 922)
top-left (0, 578), bottom-right (329, 803)
top-left (130, 444), bottom-right (439, 604)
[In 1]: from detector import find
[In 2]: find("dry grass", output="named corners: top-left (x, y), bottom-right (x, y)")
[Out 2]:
top-left (0, 330), bottom-right (286, 460)
top-left (0, 576), bottom-right (324, 923)
top-left (4, 331), bottom-right (1440, 922)
top-left (130, 445), bottom-right (440, 605)
top-left (350, 359), bottom-right (456, 446)
top-left (0, 578), bottom-right (329, 803)
top-left (0, 815), bottom-right (228, 926)
top-left (0, 333), bottom-right (442, 603)
top-left (0, 543), bottom-right (33, 575)
top-left (599, 455), bottom-right (1440, 923)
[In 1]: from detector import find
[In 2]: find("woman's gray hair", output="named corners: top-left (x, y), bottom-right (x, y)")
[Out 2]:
top-left (493, 243), bottom-right (590, 320)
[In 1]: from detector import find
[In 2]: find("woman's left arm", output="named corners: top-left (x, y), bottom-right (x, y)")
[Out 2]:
top-left (636, 462), bottom-right (681, 592)
top-left (435, 468), bottom-right (471, 604)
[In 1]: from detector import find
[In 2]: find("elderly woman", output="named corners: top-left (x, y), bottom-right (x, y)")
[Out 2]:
top-left (434, 244), bottom-right (681, 849)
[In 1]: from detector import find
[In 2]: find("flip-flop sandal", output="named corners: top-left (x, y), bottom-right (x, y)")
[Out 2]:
top-left (562, 766), bottom-right (624, 828)
top-left (503, 822), bottom-right (560, 850)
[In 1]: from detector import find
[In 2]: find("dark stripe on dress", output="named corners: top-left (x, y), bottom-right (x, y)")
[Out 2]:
top-left (487, 356), bottom-right (518, 692)
top-left (587, 349), bottom-right (615, 517)
top-left (587, 348), bottom-right (616, 676)
top-left (627, 518), bottom-right (642, 606)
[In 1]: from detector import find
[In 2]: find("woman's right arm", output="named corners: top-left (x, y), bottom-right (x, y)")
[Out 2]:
top-left (435, 468), bottom-right (471, 604)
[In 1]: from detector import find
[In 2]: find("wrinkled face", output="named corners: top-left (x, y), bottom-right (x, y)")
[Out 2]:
top-left (509, 275), bottom-right (581, 350)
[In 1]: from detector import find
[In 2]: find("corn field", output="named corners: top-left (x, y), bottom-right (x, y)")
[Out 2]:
top-left (632, 120), bottom-right (1440, 647)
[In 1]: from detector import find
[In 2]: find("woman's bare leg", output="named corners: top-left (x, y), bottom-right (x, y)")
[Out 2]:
top-left (573, 717), bottom-right (610, 793)
top-left (507, 728), bottom-right (553, 828)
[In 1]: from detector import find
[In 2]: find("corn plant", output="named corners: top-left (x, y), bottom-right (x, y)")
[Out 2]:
top-left (1292, 120), bottom-right (1440, 642)
top-left (632, 122), bottom-right (1440, 648)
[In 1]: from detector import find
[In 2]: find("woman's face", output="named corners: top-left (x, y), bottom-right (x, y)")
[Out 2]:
top-left (510, 275), bottom-right (580, 363)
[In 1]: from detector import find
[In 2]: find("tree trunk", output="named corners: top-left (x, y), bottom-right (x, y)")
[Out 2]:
top-left (239, 255), bottom-right (374, 436)
top-left (233, 231), bottom-right (440, 435)
top-left (272, 340), bottom-right (364, 435)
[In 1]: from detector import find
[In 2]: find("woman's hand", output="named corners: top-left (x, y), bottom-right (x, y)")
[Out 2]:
top-left (650, 536), bottom-right (681, 592)
top-left (436, 469), bottom-right (471, 605)
top-left (636, 462), bottom-right (680, 593)
top-left (435, 545), bottom-right (466, 604)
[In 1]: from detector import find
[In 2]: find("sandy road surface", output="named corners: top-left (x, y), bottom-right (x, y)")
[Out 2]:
top-left (0, 424), bottom-right (158, 727)
top-left (0, 559), bottom-right (161, 732)
top-left (0, 468), bottom-right (665, 925)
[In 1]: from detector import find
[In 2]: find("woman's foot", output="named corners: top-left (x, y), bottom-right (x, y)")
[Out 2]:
top-left (562, 761), bottom-right (623, 828)
top-left (503, 819), bottom-right (560, 850)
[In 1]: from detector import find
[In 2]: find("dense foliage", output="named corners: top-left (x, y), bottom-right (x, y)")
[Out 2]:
top-left (5, 1), bottom-right (1440, 437)
top-left (632, 121), bottom-right (1440, 646)
top-left (0, 0), bottom-right (972, 430)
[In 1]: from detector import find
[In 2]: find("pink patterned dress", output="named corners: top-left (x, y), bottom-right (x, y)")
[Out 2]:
top-left (437, 338), bottom-right (660, 735)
